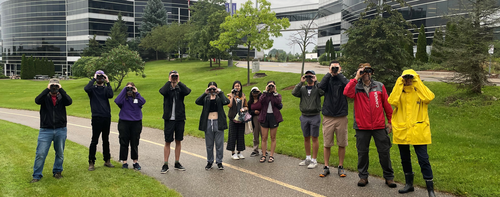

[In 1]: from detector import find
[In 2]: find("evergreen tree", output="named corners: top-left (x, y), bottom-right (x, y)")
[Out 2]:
top-left (416, 24), bottom-right (428, 63)
top-left (404, 33), bottom-right (414, 59)
top-left (28, 56), bottom-right (36, 79)
top-left (21, 54), bottom-right (28, 79)
top-left (139, 0), bottom-right (168, 38)
top-left (82, 34), bottom-right (102, 57)
top-left (105, 13), bottom-right (128, 52)
top-left (430, 28), bottom-right (444, 63)
top-left (48, 60), bottom-right (55, 77)
top-left (325, 39), bottom-right (330, 61)
top-left (329, 38), bottom-right (333, 61)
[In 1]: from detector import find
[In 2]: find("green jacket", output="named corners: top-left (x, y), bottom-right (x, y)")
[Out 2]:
top-left (292, 82), bottom-right (325, 116)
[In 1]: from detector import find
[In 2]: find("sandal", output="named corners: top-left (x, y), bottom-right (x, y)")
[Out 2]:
top-left (259, 155), bottom-right (267, 163)
top-left (268, 156), bottom-right (275, 163)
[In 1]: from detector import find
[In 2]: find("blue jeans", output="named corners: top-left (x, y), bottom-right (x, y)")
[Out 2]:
top-left (32, 127), bottom-right (67, 179)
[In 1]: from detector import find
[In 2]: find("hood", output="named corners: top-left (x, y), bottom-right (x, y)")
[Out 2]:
top-left (402, 69), bottom-right (419, 77)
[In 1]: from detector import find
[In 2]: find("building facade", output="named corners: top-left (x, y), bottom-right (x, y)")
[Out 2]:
top-left (2, 0), bottom-right (192, 77)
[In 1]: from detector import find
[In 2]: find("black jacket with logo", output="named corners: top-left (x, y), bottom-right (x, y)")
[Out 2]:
top-left (35, 88), bottom-right (72, 129)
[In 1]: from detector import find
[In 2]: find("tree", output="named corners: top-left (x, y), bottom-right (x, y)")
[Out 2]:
top-left (104, 13), bottom-right (128, 52)
top-left (167, 23), bottom-right (192, 62)
top-left (101, 45), bottom-right (146, 91)
top-left (312, 45), bottom-right (318, 53)
top-left (329, 38), bottom-right (334, 61)
top-left (140, 25), bottom-right (169, 60)
top-left (325, 39), bottom-right (331, 61)
top-left (72, 57), bottom-right (101, 78)
top-left (416, 24), bottom-right (428, 63)
top-left (289, 13), bottom-right (319, 75)
top-left (341, 0), bottom-right (415, 91)
top-left (436, 0), bottom-right (500, 93)
top-left (211, 0), bottom-right (290, 85)
top-left (20, 54), bottom-right (28, 79)
top-left (82, 35), bottom-right (103, 57)
top-left (404, 33), bottom-right (414, 60)
top-left (139, 0), bottom-right (168, 38)
top-left (430, 28), bottom-right (444, 63)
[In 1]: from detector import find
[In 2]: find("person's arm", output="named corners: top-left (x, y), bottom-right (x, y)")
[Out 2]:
top-left (159, 82), bottom-right (171, 96)
top-left (195, 93), bottom-right (207, 106)
top-left (338, 73), bottom-right (349, 85)
top-left (343, 79), bottom-right (358, 98)
top-left (58, 88), bottom-right (72, 106)
top-left (35, 89), bottom-right (50, 105)
top-left (318, 73), bottom-right (331, 92)
top-left (414, 76), bottom-right (435, 104)
top-left (178, 82), bottom-right (191, 96)
top-left (227, 94), bottom-right (234, 108)
top-left (273, 94), bottom-right (283, 110)
top-left (315, 82), bottom-right (325, 96)
top-left (242, 95), bottom-right (248, 110)
top-left (387, 77), bottom-right (404, 107)
top-left (105, 82), bottom-right (113, 98)
top-left (136, 92), bottom-right (146, 107)
top-left (220, 91), bottom-right (230, 105)
top-left (291, 82), bottom-right (303, 97)
top-left (84, 78), bottom-right (95, 93)
top-left (382, 85), bottom-right (393, 124)
top-left (114, 87), bottom-right (127, 108)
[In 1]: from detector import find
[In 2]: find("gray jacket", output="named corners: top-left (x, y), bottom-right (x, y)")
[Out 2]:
top-left (292, 82), bottom-right (325, 116)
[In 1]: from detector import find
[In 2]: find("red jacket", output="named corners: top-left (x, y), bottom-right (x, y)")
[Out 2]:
top-left (343, 79), bottom-right (392, 130)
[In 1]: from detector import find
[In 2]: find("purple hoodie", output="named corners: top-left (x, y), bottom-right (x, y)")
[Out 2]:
top-left (114, 87), bottom-right (146, 121)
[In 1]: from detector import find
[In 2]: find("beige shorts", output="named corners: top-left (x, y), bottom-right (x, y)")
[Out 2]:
top-left (322, 115), bottom-right (348, 147)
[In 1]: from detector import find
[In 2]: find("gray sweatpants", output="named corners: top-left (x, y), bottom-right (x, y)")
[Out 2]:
top-left (205, 119), bottom-right (224, 164)
top-left (355, 129), bottom-right (394, 180)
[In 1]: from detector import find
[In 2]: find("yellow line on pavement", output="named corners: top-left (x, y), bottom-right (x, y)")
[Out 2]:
top-left (0, 110), bottom-right (325, 197)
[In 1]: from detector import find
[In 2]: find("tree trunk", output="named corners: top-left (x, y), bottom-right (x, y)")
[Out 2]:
top-left (301, 51), bottom-right (306, 76)
top-left (156, 50), bottom-right (158, 60)
top-left (247, 44), bottom-right (251, 86)
top-left (179, 47), bottom-right (182, 62)
top-left (210, 58), bottom-right (212, 67)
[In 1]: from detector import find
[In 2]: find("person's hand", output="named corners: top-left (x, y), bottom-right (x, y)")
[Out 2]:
top-left (300, 75), bottom-right (306, 83)
top-left (58, 84), bottom-right (62, 89)
top-left (355, 68), bottom-right (364, 80)
top-left (312, 75), bottom-right (317, 82)
top-left (215, 88), bottom-right (220, 94)
top-left (205, 87), bottom-right (211, 94)
top-left (397, 77), bottom-right (404, 85)
top-left (103, 74), bottom-right (109, 83)
top-left (94, 73), bottom-right (97, 79)
top-left (255, 110), bottom-right (260, 115)
top-left (133, 87), bottom-right (137, 93)
top-left (386, 123), bottom-right (392, 134)
top-left (47, 83), bottom-right (51, 90)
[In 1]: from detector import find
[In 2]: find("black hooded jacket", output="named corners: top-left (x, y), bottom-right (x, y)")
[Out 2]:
top-left (35, 88), bottom-right (72, 129)
top-left (318, 73), bottom-right (349, 117)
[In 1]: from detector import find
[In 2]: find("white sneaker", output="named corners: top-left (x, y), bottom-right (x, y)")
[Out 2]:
top-left (299, 159), bottom-right (311, 166)
top-left (231, 154), bottom-right (239, 160)
top-left (307, 161), bottom-right (318, 169)
top-left (238, 153), bottom-right (245, 159)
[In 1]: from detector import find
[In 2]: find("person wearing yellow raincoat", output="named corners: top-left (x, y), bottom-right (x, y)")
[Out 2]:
top-left (388, 69), bottom-right (436, 197)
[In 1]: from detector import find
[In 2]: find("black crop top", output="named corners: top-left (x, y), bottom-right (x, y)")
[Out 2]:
top-left (209, 99), bottom-right (217, 112)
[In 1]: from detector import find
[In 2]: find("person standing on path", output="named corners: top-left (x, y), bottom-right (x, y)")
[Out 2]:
top-left (318, 61), bottom-right (349, 177)
top-left (114, 82), bottom-right (146, 170)
top-left (226, 81), bottom-right (248, 160)
top-left (259, 81), bottom-right (283, 163)
top-left (31, 79), bottom-right (72, 183)
top-left (292, 70), bottom-right (324, 169)
top-left (195, 82), bottom-right (230, 170)
top-left (248, 87), bottom-right (262, 157)
top-left (388, 69), bottom-right (436, 197)
top-left (85, 70), bottom-right (114, 171)
top-left (159, 70), bottom-right (191, 173)
top-left (343, 63), bottom-right (396, 188)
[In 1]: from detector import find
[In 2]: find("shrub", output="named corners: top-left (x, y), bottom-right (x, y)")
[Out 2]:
top-left (318, 53), bottom-right (327, 62)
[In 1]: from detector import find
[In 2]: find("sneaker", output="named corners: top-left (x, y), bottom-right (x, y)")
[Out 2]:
top-left (319, 166), bottom-right (330, 177)
top-left (133, 163), bottom-right (141, 170)
top-left (231, 153), bottom-right (239, 160)
top-left (338, 166), bottom-right (346, 177)
top-left (250, 152), bottom-right (259, 157)
top-left (217, 163), bottom-right (224, 170)
top-left (30, 179), bottom-right (40, 183)
top-left (122, 163), bottom-right (129, 169)
top-left (205, 162), bottom-right (213, 170)
top-left (299, 159), bottom-right (311, 166)
top-left (161, 164), bottom-right (169, 174)
top-left (174, 162), bottom-right (186, 171)
top-left (53, 172), bottom-right (63, 179)
top-left (307, 161), bottom-right (318, 169)
top-left (238, 153), bottom-right (245, 159)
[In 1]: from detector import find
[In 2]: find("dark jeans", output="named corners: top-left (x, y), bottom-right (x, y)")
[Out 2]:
top-left (355, 129), bottom-right (394, 180)
top-left (118, 119), bottom-right (142, 161)
top-left (398, 144), bottom-right (433, 180)
top-left (89, 116), bottom-right (111, 163)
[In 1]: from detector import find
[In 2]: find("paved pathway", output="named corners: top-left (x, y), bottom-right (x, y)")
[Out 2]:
top-left (0, 108), bottom-right (455, 197)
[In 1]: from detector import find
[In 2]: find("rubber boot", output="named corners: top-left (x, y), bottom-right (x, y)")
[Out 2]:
top-left (88, 161), bottom-right (95, 171)
top-left (425, 179), bottom-right (436, 197)
top-left (104, 160), bottom-right (115, 168)
top-left (398, 172), bottom-right (415, 193)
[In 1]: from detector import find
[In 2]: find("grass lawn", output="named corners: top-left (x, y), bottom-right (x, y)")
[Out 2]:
top-left (0, 120), bottom-right (180, 197)
top-left (0, 60), bottom-right (499, 196)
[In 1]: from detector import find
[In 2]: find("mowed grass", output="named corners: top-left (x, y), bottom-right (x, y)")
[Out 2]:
top-left (0, 120), bottom-right (180, 197)
top-left (0, 60), bottom-right (499, 196)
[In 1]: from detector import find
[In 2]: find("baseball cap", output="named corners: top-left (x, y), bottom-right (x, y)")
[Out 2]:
top-left (95, 70), bottom-right (105, 75)
top-left (251, 87), bottom-right (260, 92)
top-left (169, 70), bottom-right (178, 75)
top-left (49, 78), bottom-right (60, 85)
top-left (305, 70), bottom-right (315, 75)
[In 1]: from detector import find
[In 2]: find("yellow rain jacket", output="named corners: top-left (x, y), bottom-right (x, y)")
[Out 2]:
top-left (388, 69), bottom-right (435, 145)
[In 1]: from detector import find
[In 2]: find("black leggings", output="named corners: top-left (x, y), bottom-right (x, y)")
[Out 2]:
top-left (118, 119), bottom-right (142, 161)
top-left (227, 121), bottom-right (246, 152)
top-left (398, 144), bottom-right (433, 180)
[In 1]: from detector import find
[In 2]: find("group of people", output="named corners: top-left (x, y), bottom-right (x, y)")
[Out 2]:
top-left (30, 62), bottom-right (436, 197)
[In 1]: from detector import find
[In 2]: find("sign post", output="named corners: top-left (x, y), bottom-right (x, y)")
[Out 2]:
top-left (489, 45), bottom-right (494, 75)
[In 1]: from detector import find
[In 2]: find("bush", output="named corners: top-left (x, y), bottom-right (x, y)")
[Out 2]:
top-left (318, 53), bottom-right (327, 62)
top-left (232, 56), bottom-right (240, 61)
top-left (0, 74), bottom-right (8, 79)
top-left (320, 61), bottom-right (330, 66)
top-left (410, 62), bottom-right (450, 71)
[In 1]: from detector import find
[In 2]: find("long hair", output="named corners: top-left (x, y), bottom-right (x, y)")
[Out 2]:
top-left (232, 80), bottom-right (243, 98)
top-left (248, 91), bottom-right (262, 107)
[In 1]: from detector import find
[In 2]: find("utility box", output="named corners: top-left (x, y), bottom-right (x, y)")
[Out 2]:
top-left (252, 60), bottom-right (260, 73)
